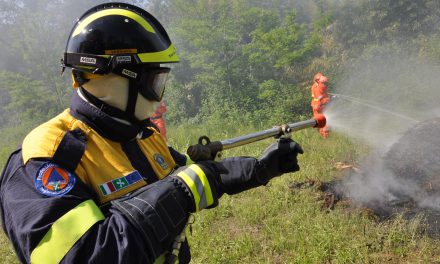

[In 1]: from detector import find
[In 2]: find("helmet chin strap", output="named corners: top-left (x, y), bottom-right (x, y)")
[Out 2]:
top-left (79, 87), bottom-right (151, 129)
top-left (126, 78), bottom-right (139, 121)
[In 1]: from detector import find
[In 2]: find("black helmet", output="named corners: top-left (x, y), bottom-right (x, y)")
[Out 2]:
top-left (63, 3), bottom-right (179, 126)
top-left (63, 2), bottom-right (179, 75)
top-left (63, 2), bottom-right (179, 111)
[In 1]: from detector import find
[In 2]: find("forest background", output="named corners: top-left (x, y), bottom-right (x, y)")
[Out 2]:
top-left (1, 1), bottom-right (440, 263)
top-left (1, 0), bottom-right (440, 168)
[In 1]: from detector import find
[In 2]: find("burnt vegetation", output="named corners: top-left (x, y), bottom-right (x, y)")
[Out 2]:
top-left (290, 118), bottom-right (440, 237)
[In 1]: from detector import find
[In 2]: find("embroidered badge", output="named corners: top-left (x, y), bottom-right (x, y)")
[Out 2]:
top-left (99, 171), bottom-right (143, 196)
top-left (35, 163), bottom-right (76, 197)
top-left (153, 153), bottom-right (168, 170)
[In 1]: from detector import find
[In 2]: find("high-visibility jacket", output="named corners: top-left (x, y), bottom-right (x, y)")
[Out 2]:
top-left (0, 91), bottom-right (191, 263)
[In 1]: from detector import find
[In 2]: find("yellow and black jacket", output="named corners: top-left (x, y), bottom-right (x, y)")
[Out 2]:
top-left (0, 91), bottom-right (192, 263)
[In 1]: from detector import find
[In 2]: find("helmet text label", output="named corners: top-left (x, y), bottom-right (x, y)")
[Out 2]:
top-left (116, 56), bottom-right (132, 63)
top-left (122, 69), bottom-right (137, 79)
top-left (80, 57), bottom-right (97, 64)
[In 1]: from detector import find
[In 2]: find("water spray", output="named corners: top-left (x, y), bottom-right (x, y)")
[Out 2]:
top-left (329, 93), bottom-right (419, 123)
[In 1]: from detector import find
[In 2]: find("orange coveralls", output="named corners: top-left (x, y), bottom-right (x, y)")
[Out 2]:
top-left (311, 75), bottom-right (330, 138)
top-left (150, 101), bottom-right (167, 140)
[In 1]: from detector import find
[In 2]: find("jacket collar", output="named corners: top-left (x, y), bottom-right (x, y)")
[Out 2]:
top-left (69, 89), bottom-right (153, 142)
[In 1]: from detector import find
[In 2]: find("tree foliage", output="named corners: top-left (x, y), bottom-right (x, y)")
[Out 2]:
top-left (1, 0), bottom-right (440, 168)
top-left (165, 0), bottom-right (324, 124)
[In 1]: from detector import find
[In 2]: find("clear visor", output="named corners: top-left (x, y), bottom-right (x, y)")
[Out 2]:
top-left (138, 67), bottom-right (170, 102)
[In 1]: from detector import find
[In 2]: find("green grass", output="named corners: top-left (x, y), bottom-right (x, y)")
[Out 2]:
top-left (1, 123), bottom-right (439, 263)
top-left (174, 125), bottom-right (440, 263)
top-left (0, 231), bottom-right (19, 264)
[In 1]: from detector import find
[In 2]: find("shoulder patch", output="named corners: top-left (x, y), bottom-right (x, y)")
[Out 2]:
top-left (35, 162), bottom-right (76, 197)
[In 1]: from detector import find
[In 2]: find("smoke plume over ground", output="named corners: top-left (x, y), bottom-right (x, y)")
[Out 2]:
top-left (327, 48), bottom-right (440, 149)
top-left (324, 48), bottom-right (440, 232)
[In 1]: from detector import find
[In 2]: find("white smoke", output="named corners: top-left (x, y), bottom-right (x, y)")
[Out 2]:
top-left (326, 47), bottom-right (440, 211)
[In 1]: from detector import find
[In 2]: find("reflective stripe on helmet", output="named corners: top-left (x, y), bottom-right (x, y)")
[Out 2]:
top-left (30, 200), bottom-right (104, 264)
top-left (175, 164), bottom-right (214, 212)
top-left (63, 3), bottom-right (180, 77)
top-left (137, 44), bottom-right (179, 63)
top-left (72, 8), bottom-right (155, 37)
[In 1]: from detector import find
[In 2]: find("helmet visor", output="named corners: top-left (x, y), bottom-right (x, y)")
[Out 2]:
top-left (138, 67), bottom-right (170, 102)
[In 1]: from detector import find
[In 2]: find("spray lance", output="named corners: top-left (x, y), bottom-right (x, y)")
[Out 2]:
top-left (187, 114), bottom-right (327, 161)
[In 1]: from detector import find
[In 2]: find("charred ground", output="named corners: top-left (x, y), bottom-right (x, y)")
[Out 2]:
top-left (290, 117), bottom-right (440, 237)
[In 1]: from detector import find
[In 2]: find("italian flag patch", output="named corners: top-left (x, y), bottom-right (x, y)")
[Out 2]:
top-left (99, 171), bottom-right (142, 196)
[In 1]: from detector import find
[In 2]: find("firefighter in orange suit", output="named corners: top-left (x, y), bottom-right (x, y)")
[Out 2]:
top-left (0, 3), bottom-right (304, 264)
top-left (311, 74), bottom-right (331, 138)
top-left (151, 101), bottom-right (168, 140)
top-left (312, 72), bottom-right (323, 91)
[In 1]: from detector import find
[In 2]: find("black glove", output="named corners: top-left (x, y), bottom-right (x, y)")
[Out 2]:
top-left (217, 138), bottom-right (303, 195)
top-left (173, 139), bottom-right (303, 207)
top-left (218, 157), bottom-right (259, 195)
top-left (257, 137), bottom-right (304, 182)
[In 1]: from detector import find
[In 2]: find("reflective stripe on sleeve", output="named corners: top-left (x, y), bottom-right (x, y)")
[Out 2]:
top-left (176, 164), bottom-right (214, 211)
top-left (31, 200), bottom-right (105, 264)
top-left (184, 154), bottom-right (194, 165)
top-left (153, 253), bottom-right (166, 264)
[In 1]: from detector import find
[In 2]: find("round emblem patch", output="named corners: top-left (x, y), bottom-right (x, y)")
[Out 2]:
top-left (153, 153), bottom-right (169, 170)
top-left (35, 163), bottom-right (76, 197)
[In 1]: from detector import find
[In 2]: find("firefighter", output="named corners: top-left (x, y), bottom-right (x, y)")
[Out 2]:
top-left (0, 3), bottom-right (304, 264)
top-left (311, 74), bottom-right (331, 138)
top-left (151, 101), bottom-right (168, 140)
top-left (312, 72), bottom-right (323, 91)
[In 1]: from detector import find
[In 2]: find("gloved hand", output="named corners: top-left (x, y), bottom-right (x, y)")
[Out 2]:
top-left (257, 137), bottom-right (304, 182)
top-left (321, 97), bottom-right (330, 105)
top-left (173, 139), bottom-right (303, 209)
top-left (312, 104), bottom-right (322, 112)
top-left (217, 138), bottom-right (303, 195)
top-left (172, 160), bottom-right (229, 212)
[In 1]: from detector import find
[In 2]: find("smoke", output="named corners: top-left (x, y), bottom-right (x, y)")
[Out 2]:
top-left (327, 48), bottom-right (440, 147)
top-left (340, 153), bottom-right (436, 209)
top-left (326, 47), bottom-right (440, 211)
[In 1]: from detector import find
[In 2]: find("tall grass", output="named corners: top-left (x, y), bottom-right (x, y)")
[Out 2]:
top-left (0, 123), bottom-right (439, 263)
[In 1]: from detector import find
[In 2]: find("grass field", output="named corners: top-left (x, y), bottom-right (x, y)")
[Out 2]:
top-left (1, 124), bottom-right (439, 263)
